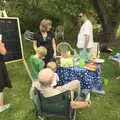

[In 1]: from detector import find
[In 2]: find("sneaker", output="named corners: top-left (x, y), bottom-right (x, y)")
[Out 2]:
top-left (0, 104), bottom-right (10, 112)
top-left (92, 88), bottom-right (105, 95)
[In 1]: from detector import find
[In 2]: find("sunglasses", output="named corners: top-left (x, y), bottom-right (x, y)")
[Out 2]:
top-left (78, 15), bottom-right (83, 18)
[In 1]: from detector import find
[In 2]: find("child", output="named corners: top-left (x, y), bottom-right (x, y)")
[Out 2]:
top-left (47, 61), bottom-right (59, 87)
top-left (60, 50), bottom-right (73, 68)
top-left (29, 46), bottom-right (47, 81)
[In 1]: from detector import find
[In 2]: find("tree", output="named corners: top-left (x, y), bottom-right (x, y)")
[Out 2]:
top-left (4, 0), bottom-right (97, 43)
top-left (91, 0), bottom-right (120, 42)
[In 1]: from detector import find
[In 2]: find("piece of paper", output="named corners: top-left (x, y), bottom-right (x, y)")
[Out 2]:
top-left (0, 34), bottom-right (2, 41)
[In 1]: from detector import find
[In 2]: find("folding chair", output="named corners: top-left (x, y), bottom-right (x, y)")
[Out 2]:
top-left (33, 88), bottom-right (76, 120)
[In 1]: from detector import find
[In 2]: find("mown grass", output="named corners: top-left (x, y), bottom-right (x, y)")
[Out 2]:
top-left (0, 40), bottom-right (120, 120)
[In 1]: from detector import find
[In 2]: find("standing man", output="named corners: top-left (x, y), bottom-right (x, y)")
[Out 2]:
top-left (77, 12), bottom-right (94, 51)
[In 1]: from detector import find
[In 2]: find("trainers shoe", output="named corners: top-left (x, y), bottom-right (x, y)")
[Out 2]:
top-left (0, 104), bottom-right (10, 112)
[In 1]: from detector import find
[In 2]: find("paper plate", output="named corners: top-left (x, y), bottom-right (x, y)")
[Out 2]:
top-left (94, 59), bottom-right (104, 63)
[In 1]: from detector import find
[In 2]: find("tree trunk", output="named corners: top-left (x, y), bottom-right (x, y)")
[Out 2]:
top-left (100, 26), bottom-right (117, 43)
top-left (91, 0), bottom-right (119, 43)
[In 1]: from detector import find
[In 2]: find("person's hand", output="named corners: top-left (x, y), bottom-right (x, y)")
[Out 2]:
top-left (34, 47), bottom-right (37, 52)
top-left (53, 52), bottom-right (56, 58)
top-left (0, 42), bottom-right (7, 55)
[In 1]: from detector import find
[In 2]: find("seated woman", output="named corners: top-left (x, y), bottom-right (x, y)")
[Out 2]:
top-left (29, 46), bottom-right (47, 81)
top-left (60, 50), bottom-right (73, 68)
top-left (30, 68), bottom-right (90, 108)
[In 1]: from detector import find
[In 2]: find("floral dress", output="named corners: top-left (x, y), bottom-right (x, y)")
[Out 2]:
top-left (56, 66), bottom-right (103, 93)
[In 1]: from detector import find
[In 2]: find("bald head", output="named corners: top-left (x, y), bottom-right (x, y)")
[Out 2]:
top-left (38, 68), bottom-right (54, 86)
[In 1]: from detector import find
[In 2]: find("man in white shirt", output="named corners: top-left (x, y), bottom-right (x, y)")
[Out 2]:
top-left (77, 12), bottom-right (94, 50)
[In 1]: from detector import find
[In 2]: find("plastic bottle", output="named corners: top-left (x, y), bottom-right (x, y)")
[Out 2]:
top-left (73, 49), bottom-right (80, 67)
top-left (79, 49), bottom-right (88, 67)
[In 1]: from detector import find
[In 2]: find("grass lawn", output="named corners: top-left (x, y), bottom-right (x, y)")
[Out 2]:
top-left (0, 40), bottom-right (120, 120)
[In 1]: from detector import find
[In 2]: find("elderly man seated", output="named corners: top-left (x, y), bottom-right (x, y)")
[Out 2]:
top-left (30, 68), bottom-right (90, 109)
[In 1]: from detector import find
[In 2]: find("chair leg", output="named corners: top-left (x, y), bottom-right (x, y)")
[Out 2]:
top-left (69, 108), bottom-right (77, 120)
top-left (72, 110), bottom-right (76, 120)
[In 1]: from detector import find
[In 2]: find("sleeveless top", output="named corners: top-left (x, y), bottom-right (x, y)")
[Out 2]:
top-left (35, 31), bottom-right (54, 54)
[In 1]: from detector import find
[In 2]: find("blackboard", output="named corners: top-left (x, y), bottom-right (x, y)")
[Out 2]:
top-left (0, 17), bottom-right (23, 62)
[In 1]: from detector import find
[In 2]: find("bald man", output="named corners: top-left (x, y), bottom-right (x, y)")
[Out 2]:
top-left (30, 68), bottom-right (80, 98)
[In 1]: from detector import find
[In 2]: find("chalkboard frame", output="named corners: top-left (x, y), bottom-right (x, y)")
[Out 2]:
top-left (0, 17), bottom-right (24, 63)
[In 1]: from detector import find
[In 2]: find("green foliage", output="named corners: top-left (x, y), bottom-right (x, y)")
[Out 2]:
top-left (5, 0), bottom-right (96, 36)
top-left (91, 0), bottom-right (120, 42)
top-left (2, 0), bottom-right (120, 42)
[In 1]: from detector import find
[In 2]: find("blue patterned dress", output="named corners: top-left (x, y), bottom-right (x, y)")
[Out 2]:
top-left (56, 66), bottom-right (103, 93)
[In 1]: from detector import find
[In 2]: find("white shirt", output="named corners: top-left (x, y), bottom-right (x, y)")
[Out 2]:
top-left (77, 20), bottom-right (94, 49)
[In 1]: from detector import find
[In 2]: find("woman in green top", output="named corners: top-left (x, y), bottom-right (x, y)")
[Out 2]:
top-left (29, 46), bottom-right (47, 80)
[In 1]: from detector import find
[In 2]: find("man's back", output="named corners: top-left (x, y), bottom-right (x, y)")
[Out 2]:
top-left (77, 20), bottom-right (94, 49)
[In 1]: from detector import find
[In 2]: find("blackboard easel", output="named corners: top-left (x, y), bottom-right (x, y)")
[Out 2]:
top-left (0, 10), bottom-right (33, 81)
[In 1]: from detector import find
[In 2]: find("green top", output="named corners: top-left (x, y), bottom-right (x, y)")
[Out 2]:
top-left (29, 55), bottom-right (45, 80)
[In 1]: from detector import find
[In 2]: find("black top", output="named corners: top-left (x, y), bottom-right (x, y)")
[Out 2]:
top-left (35, 31), bottom-right (54, 54)
top-left (35, 31), bottom-right (55, 64)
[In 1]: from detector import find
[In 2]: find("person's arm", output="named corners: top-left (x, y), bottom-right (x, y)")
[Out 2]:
top-left (33, 41), bottom-right (37, 51)
top-left (56, 80), bottom-right (80, 92)
top-left (0, 42), bottom-right (7, 55)
top-left (38, 59), bottom-right (45, 72)
top-left (33, 33), bottom-right (38, 51)
top-left (52, 38), bottom-right (56, 57)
